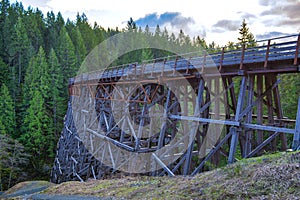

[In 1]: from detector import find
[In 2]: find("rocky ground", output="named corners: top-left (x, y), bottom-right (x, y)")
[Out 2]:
top-left (1, 151), bottom-right (299, 200)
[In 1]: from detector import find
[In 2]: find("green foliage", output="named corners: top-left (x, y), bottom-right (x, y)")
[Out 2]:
top-left (238, 19), bottom-right (256, 48)
top-left (280, 74), bottom-right (300, 119)
top-left (0, 84), bottom-right (15, 137)
top-left (48, 48), bottom-right (66, 137)
top-left (23, 47), bottom-right (51, 105)
top-left (20, 90), bottom-right (54, 163)
top-left (0, 58), bottom-right (9, 86)
top-left (69, 26), bottom-right (87, 66)
top-left (126, 17), bottom-right (137, 31)
top-left (76, 13), bottom-right (97, 52)
top-left (57, 26), bottom-right (77, 82)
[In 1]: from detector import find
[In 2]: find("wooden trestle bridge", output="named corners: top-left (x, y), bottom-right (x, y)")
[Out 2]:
top-left (51, 34), bottom-right (300, 183)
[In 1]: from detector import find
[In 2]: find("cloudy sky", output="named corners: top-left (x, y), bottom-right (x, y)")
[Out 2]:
top-left (14, 0), bottom-right (300, 45)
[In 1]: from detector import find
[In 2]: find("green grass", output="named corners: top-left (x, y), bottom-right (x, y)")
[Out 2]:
top-left (4, 151), bottom-right (300, 199)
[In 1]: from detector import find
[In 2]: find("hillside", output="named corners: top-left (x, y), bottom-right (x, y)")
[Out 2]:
top-left (1, 151), bottom-right (299, 200)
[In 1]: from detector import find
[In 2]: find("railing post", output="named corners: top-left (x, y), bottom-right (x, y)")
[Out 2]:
top-left (201, 51), bottom-right (206, 73)
top-left (219, 47), bottom-right (225, 72)
top-left (264, 39), bottom-right (271, 68)
top-left (294, 34), bottom-right (300, 66)
top-left (240, 44), bottom-right (245, 70)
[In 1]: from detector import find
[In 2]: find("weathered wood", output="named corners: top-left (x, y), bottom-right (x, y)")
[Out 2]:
top-left (292, 97), bottom-right (300, 150)
top-left (51, 34), bottom-right (300, 183)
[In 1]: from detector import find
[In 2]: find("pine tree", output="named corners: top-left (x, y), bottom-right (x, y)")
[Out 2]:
top-left (48, 48), bottom-right (66, 138)
top-left (57, 26), bottom-right (77, 84)
top-left (0, 57), bottom-right (9, 86)
top-left (126, 17), bottom-right (137, 31)
top-left (23, 8), bottom-right (45, 52)
top-left (0, 84), bottom-right (15, 137)
top-left (20, 90), bottom-right (54, 163)
top-left (23, 47), bottom-right (51, 105)
top-left (93, 22), bottom-right (106, 44)
top-left (70, 26), bottom-right (87, 66)
top-left (144, 25), bottom-right (152, 36)
top-left (238, 19), bottom-right (256, 48)
top-left (0, 0), bottom-right (10, 59)
top-left (45, 11), bottom-right (60, 53)
top-left (76, 13), bottom-right (97, 52)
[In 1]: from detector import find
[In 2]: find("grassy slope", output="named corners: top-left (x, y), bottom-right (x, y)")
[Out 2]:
top-left (41, 151), bottom-right (300, 200)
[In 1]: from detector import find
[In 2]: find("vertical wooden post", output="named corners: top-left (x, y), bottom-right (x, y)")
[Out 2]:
top-left (228, 127), bottom-right (238, 164)
top-left (264, 40), bottom-right (271, 68)
top-left (157, 89), bottom-right (172, 148)
top-left (219, 47), bottom-right (225, 72)
top-left (292, 97), bottom-right (300, 150)
top-left (212, 78), bottom-right (220, 166)
top-left (183, 79), bottom-right (204, 175)
top-left (256, 75), bottom-right (263, 148)
top-left (228, 76), bottom-right (247, 163)
top-left (240, 44), bottom-right (245, 70)
top-left (228, 77), bottom-right (237, 113)
top-left (265, 75), bottom-right (276, 151)
top-left (244, 75), bottom-right (254, 157)
top-left (294, 34), bottom-right (300, 66)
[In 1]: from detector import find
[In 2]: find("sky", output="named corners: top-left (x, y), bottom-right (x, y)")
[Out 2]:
top-left (13, 0), bottom-right (300, 46)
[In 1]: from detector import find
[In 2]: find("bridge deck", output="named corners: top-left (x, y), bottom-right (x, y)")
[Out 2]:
top-left (72, 34), bottom-right (300, 85)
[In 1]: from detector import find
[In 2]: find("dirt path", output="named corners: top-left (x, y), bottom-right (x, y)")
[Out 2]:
top-left (0, 181), bottom-right (120, 200)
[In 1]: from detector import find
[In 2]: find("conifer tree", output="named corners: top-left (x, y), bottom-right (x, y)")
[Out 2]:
top-left (48, 48), bottom-right (66, 137)
top-left (76, 13), bottom-right (97, 52)
top-left (23, 47), bottom-right (51, 105)
top-left (238, 19), bottom-right (256, 48)
top-left (57, 26), bottom-right (77, 83)
top-left (20, 90), bottom-right (54, 163)
top-left (9, 17), bottom-right (32, 85)
top-left (93, 22), bottom-right (106, 44)
top-left (0, 0), bottom-right (10, 59)
top-left (0, 84), bottom-right (15, 137)
top-left (0, 57), bottom-right (9, 86)
top-left (126, 17), bottom-right (137, 31)
top-left (70, 26), bottom-right (87, 66)
top-left (23, 8), bottom-right (45, 52)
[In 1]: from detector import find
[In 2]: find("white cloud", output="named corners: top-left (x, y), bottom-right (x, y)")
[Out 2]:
top-left (13, 0), bottom-right (300, 46)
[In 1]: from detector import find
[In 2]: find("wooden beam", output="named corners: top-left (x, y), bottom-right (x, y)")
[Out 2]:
top-left (292, 97), bottom-right (300, 150)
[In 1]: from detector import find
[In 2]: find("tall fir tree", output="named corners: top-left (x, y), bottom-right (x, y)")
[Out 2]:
top-left (48, 48), bottom-right (66, 138)
top-left (0, 0), bottom-right (10, 59)
top-left (238, 19), bottom-right (256, 48)
top-left (0, 57), bottom-right (9, 86)
top-left (70, 26), bottom-right (87, 66)
top-left (20, 90), bottom-right (54, 166)
top-left (0, 84), bottom-right (15, 137)
top-left (23, 8), bottom-right (45, 52)
top-left (57, 26), bottom-right (77, 85)
top-left (76, 13), bottom-right (97, 52)
top-left (126, 17), bottom-right (137, 31)
top-left (23, 47), bottom-right (51, 105)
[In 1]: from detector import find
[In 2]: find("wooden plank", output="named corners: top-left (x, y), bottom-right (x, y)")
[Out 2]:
top-left (228, 127), bottom-right (238, 164)
top-left (292, 97), bottom-right (300, 150)
top-left (242, 122), bottom-right (295, 134)
top-left (152, 153), bottom-right (175, 176)
top-left (246, 132), bottom-right (279, 158)
top-left (191, 131), bottom-right (233, 175)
